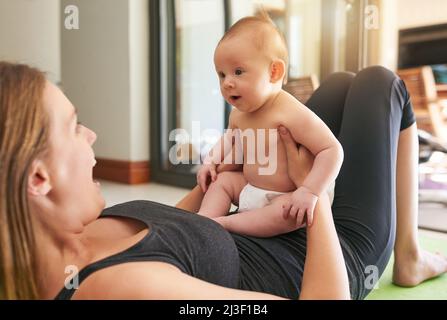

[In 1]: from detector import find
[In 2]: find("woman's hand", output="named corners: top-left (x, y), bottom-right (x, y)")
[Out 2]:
top-left (279, 125), bottom-right (318, 226)
top-left (278, 125), bottom-right (314, 187)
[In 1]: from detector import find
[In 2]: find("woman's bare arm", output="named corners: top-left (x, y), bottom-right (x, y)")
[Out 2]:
top-left (297, 193), bottom-right (350, 299)
top-left (77, 247), bottom-right (345, 300)
top-left (278, 126), bottom-right (314, 187)
top-left (279, 126), bottom-right (351, 299)
top-left (176, 185), bottom-right (204, 213)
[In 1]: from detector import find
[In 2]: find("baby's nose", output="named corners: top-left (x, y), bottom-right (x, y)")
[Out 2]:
top-left (223, 78), bottom-right (234, 89)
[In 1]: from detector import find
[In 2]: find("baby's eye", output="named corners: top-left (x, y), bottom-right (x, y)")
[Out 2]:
top-left (235, 69), bottom-right (243, 76)
top-left (218, 72), bottom-right (225, 78)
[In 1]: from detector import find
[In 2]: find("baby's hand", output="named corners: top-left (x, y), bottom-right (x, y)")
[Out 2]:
top-left (197, 163), bottom-right (217, 193)
top-left (283, 186), bottom-right (318, 226)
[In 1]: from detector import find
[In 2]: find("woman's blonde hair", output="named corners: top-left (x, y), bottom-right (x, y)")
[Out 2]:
top-left (0, 62), bottom-right (49, 299)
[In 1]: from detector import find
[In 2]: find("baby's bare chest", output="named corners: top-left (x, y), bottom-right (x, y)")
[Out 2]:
top-left (235, 111), bottom-right (282, 131)
top-left (230, 119), bottom-right (285, 161)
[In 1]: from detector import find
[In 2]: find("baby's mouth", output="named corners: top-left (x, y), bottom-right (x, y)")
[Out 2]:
top-left (230, 96), bottom-right (241, 101)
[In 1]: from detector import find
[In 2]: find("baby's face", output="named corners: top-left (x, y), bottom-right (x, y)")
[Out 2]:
top-left (214, 36), bottom-right (273, 112)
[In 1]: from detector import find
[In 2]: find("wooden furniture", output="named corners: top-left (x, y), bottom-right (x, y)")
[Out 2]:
top-left (397, 67), bottom-right (447, 141)
top-left (283, 75), bottom-right (320, 104)
top-left (437, 84), bottom-right (447, 100)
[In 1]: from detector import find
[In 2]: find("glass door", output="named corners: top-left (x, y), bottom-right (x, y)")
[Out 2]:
top-left (150, 0), bottom-right (228, 187)
top-left (150, 0), bottom-right (368, 188)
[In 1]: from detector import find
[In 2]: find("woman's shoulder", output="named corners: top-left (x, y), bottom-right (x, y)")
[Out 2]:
top-left (72, 258), bottom-right (283, 300)
top-left (102, 200), bottom-right (199, 221)
top-left (71, 261), bottom-right (183, 299)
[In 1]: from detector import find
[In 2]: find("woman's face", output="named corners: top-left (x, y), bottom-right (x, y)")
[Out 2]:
top-left (34, 81), bottom-right (105, 233)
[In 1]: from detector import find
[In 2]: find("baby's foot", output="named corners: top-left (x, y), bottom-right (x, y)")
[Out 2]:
top-left (393, 249), bottom-right (447, 287)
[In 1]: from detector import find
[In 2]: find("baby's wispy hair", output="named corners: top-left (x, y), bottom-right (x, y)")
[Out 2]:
top-left (218, 8), bottom-right (289, 82)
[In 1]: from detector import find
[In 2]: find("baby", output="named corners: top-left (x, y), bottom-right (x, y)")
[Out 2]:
top-left (197, 13), bottom-right (343, 237)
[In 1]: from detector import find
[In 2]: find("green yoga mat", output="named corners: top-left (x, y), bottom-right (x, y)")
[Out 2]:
top-left (366, 235), bottom-right (447, 300)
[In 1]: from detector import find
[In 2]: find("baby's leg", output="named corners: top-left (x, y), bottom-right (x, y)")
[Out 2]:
top-left (215, 193), bottom-right (305, 237)
top-left (198, 171), bottom-right (247, 218)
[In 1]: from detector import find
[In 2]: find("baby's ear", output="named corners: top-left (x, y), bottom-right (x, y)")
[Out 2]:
top-left (270, 60), bottom-right (286, 84)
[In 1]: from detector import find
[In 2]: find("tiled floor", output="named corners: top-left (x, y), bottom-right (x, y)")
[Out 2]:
top-left (99, 180), bottom-right (190, 208)
top-left (419, 228), bottom-right (447, 241)
top-left (99, 180), bottom-right (447, 241)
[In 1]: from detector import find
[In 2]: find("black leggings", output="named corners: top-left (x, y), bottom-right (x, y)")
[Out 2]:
top-left (305, 66), bottom-right (415, 298)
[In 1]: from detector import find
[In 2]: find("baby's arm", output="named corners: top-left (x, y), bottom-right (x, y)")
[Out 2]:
top-left (216, 145), bottom-right (243, 173)
top-left (197, 110), bottom-right (240, 192)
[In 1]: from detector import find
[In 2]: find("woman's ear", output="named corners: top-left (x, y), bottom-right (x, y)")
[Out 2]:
top-left (28, 159), bottom-right (52, 196)
top-left (270, 60), bottom-right (286, 84)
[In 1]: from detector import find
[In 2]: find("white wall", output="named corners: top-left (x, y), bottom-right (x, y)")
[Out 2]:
top-left (61, 0), bottom-right (149, 161)
top-left (375, 0), bottom-right (398, 70)
top-left (129, 0), bottom-right (149, 161)
top-left (397, 0), bottom-right (447, 29)
top-left (376, 0), bottom-right (447, 71)
top-left (0, 0), bottom-right (149, 162)
top-left (0, 0), bottom-right (61, 83)
top-left (288, 0), bottom-right (321, 78)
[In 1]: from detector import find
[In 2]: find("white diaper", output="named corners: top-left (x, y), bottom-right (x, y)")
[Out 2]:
top-left (238, 184), bottom-right (286, 212)
top-left (238, 181), bottom-right (335, 212)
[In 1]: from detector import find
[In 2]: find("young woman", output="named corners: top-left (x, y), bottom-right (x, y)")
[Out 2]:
top-left (0, 62), bottom-right (445, 300)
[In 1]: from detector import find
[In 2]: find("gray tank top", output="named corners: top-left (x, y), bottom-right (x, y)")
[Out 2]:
top-left (54, 200), bottom-right (310, 299)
